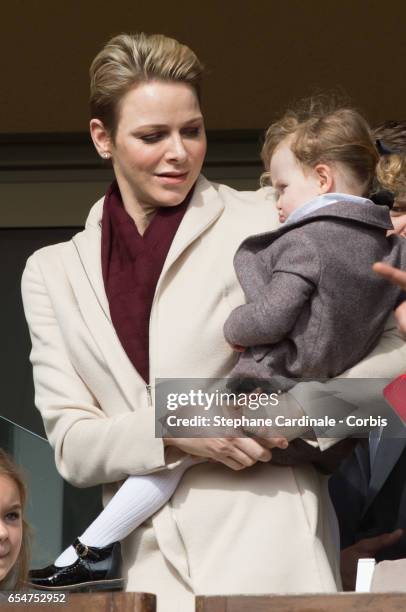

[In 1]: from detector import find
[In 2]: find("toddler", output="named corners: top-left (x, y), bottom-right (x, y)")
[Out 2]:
top-left (224, 102), bottom-right (406, 390)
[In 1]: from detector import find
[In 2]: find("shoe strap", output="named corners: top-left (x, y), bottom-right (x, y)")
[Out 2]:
top-left (73, 538), bottom-right (101, 562)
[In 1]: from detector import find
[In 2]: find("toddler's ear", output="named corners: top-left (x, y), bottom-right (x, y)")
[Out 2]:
top-left (315, 164), bottom-right (334, 194)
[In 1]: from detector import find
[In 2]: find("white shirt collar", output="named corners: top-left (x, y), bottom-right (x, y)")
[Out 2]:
top-left (285, 192), bottom-right (372, 225)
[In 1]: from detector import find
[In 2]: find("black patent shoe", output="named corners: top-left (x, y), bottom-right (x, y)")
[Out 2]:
top-left (28, 539), bottom-right (124, 592)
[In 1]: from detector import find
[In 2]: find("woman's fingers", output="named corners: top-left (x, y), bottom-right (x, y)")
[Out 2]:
top-left (206, 437), bottom-right (269, 465)
top-left (373, 262), bottom-right (406, 291)
top-left (222, 447), bottom-right (258, 469)
top-left (215, 439), bottom-right (272, 470)
top-left (164, 435), bottom-right (277, 469)
top-left (219, 455), bottom-right (250, 471)
top-left (233, 437), bottom-right (272, 463)
top-left (257, 436), bottom-right (289, 450)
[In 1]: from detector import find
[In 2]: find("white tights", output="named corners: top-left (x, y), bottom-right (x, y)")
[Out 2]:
top-left (55, 455), bottom-right (199, 567)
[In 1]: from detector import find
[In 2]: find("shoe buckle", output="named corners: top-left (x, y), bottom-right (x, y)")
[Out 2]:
top-left (75, 542), bottom-right (89, 558)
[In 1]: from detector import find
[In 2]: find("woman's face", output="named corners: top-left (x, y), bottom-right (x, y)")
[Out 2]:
top-left (390, 199), bottom-right (406, 237)
top-left (0, 475), bottom-right (23, 584)
top-left (106, 81), bottom-right (206, 210)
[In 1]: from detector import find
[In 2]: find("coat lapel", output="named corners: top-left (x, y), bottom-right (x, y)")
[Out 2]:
top-left (155, 176), bottom-right (224, 293)
top-left (62, 226), bottom-right (143, 410)
top-left (364, 436), bottom-right (406, 514)
top-left (64, 177), bottom-right (224, 404)
top-left (72, 197), bottom-right (110, 320)
top-left (354, 441), bottom-right (370, 496)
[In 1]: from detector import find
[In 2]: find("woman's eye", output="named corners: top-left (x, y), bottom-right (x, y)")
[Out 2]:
top-left (140, 133), bottom-right (165, 144)
top-left (181, 127), bottom-right (201, 138)
top-left (5, 512), bottom-right (20, 522)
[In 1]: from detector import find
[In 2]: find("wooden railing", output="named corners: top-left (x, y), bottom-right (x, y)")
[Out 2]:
top-left (195, 593), bottom-right (406, 611)
top-left (0, 592), bottom-right (156, 612)
top-left (2, 591), bottom-right (406, 611)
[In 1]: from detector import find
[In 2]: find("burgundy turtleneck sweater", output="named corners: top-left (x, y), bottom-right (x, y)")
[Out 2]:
top-left (101, 182), bottom-right (189, 383)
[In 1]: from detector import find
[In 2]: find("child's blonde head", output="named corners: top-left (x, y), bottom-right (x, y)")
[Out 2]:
top-left (261, 96), bottom-right (378, 195)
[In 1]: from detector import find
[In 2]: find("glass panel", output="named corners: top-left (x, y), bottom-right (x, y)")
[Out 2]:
top-left (0, 226), bottom-right (103, 569)
top-left (0, 416), bottom-right (62, 566)
top-left (0, 416), bottom-right (101, 568)
top-left (0, 227), bottom-right (81, 437)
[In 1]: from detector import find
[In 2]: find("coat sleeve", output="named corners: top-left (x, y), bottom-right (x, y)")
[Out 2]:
top-left (21, 253), bottom-right (166, 488)
top-left (223, 234), bottom-right (320, 346)
top-left (247, 320), bottom-right (406, 459)
top-left (288, 314), bottom-right (406, 451)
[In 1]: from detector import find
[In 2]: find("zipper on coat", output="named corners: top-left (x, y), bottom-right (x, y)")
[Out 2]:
top-left (146, 384), bottom-right (153, 407)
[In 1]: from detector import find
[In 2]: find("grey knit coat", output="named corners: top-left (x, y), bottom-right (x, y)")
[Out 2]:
top-left (224, 200), bottom-right (406, 385)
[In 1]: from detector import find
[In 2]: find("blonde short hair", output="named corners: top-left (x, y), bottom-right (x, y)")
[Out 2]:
top-left (373, 121), bottom-right (406, 199)
top-left (0, 449), bottom-right (31, 590)
top-left (261, 96), bottom-right (378, 194)
top-left (90, 32), bottom-right (204, 140)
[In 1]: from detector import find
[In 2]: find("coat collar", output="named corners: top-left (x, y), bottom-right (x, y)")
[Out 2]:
top-left (286, 193), bottom-right (372, 225)
top-left (236, 199), bottom-right (393, 256)
top-left (292, 199), bottom-right (393, 229)
top-left (74, 175), bottom-right (224, 323)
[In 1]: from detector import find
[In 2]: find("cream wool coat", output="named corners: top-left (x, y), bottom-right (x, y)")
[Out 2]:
top-left (22, 176), bottom-right (406, 612)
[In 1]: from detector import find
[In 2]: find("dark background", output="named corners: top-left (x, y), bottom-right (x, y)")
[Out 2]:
top-left (1, 0), bottom-right (405, 134)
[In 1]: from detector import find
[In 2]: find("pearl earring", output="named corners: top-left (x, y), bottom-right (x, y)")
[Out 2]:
top-left (101, 152), bottom-right (110, 159)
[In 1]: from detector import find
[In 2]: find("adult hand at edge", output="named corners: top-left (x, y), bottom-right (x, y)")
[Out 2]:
top-left (340, 529), bottom-right (403, 591)
top-left (373, 262), bottom-right (406, 335)
top-left (373, 261), bottom-right (406, 291)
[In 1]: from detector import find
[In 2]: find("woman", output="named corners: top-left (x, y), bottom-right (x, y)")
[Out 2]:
top-left (374, 121), bottom-right (406, 236)
top-left (373, 121), bottom-right (406, 329)
top-left (0, 449), bottom-right (30, 592)
top-left (21, 33), bottom-right (406, 611)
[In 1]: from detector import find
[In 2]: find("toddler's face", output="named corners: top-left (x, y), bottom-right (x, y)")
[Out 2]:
top-left (270, 140), bottom-right (321, 223)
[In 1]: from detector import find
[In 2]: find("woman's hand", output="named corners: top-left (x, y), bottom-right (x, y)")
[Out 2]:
top-left (163, 435), bottom-right (288, 471)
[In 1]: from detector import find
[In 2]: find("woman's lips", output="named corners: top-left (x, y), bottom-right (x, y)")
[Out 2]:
top-left (155, 172), bottom-right (189, 185)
